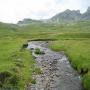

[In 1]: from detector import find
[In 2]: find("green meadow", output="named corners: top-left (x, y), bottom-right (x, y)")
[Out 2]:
top-left (0, 21), bottom-right (90, 90)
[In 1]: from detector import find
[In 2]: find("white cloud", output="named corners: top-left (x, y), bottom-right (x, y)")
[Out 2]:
top-left (0, 0), bottom-right (89, 23)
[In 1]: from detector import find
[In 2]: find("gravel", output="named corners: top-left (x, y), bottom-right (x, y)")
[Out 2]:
top-left (27, 41), bottom-right (83, 90)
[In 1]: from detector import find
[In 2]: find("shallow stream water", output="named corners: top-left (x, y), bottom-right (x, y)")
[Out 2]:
top-left (27, 41), bottom-right (83, 90)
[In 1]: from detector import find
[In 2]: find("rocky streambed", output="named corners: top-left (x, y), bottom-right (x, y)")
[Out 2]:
top-left (27, 41), bottom-right (83, 90)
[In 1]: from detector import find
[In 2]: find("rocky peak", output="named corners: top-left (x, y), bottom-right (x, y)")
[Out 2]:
top-left (64, 9), bottom-right (71, 13)
top-left (73, 10), bottom-right (80, 14)
top-left (87, 6), bottom-right (90, 12)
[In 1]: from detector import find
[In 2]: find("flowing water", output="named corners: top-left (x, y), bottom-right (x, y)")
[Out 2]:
top-left (27, 41), bottom-right (83, 90)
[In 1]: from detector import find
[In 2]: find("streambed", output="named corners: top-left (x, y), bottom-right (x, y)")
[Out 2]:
top-left (27, 41), bottom-right (83, 90)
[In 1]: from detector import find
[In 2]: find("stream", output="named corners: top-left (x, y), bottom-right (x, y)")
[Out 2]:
top-left (27, 41), bottom-right (83, 90)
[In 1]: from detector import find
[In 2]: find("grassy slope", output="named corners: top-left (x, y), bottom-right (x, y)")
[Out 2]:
top-left (0, 23), bottom-right (39, 90)
top-left (18, 21), bottom-right (90, 90)
top-left (48, 22), bottom-right (90, 90)
top-left (0, 37), bottom-right (37, 89)
top-left (0, 21), bottom-right (90, 90)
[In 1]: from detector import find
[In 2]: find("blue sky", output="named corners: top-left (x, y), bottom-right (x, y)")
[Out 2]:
top-left (0, 0), bottom-right (90, 23)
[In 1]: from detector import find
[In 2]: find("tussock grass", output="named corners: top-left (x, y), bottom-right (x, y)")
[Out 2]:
top-left (0, 38), bottom-right (36, 90)
top-left (34, 48), bottom-right (45, 55)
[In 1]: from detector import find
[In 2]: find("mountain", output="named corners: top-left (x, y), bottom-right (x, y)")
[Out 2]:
top-left (49, 9), bottom-right (81, 23)
top-left (18, 6), bottom-right (90, 24)
top-left (18, 19), bottom-right (42, 25)
top-left (81, 7), bottom-right (90, 20)
top-left (49, 6), bottom-right (90, 23)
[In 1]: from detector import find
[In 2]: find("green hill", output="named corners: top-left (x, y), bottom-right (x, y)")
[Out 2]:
top-left (0, 19), bottom-right (90, 90)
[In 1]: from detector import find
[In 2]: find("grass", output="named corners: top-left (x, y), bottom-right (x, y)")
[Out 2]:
top-left (49, 40), bottom-right (90, 70)
top-left (0, 21), bottom-right (90, 90)
top-left (34, 48), bottom-right (45, 55)
top-left (0, 37), bottom-right (40, 90)
top-left (49, 39), bottom-right (90, 90)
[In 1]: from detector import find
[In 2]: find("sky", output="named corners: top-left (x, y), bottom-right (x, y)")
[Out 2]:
top-left (0, 0), bottom-right (90, 23)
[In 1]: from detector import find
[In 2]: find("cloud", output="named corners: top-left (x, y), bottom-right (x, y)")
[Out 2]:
top-left (0, 0), bottom-right (89, 23)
